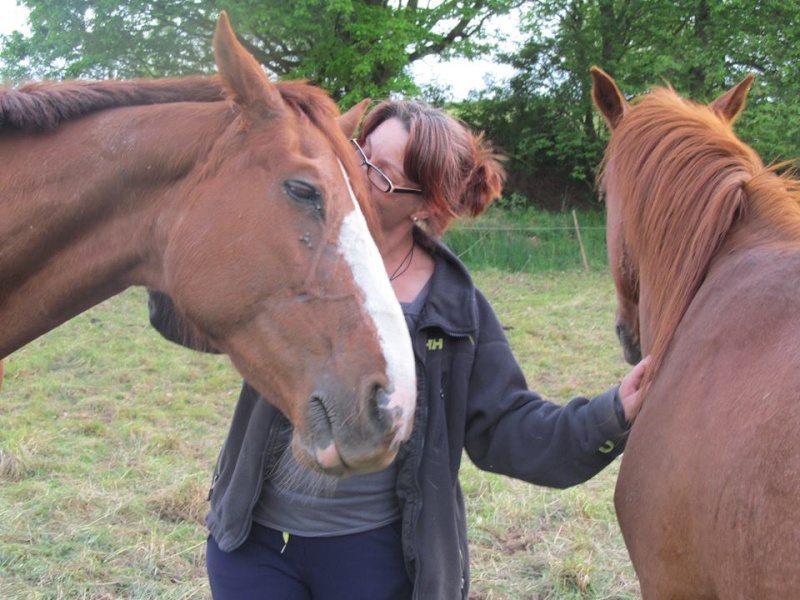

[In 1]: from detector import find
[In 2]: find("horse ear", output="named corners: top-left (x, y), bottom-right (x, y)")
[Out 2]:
top-left (710, 74), bottom-right (754, 124)
top-left (213, 11), bottom-right (283, 118)
top-left (591, 66), bottom-right (629, 130)
top-left (338, 99), bottom-right (371, 138)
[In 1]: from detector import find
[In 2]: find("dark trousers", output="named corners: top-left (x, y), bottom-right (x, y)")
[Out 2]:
top-left (206, 521), bottom-right (413, 600)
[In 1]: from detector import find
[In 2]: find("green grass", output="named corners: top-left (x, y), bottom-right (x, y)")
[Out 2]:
top-left (0, 217), bottom-right (640, 599)
top-left (0, 294), bottom-right (234, 599)
top-left (443, 207), bottom-right (608, 273)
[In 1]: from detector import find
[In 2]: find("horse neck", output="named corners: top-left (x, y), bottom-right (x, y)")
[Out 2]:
top-left (0, 102), bottom-right (229, 358)
top-left (636, 167), bottom-right (800, 382)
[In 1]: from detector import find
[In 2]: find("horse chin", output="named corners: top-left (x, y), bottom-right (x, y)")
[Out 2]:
top-left (311, 444), bottom-right (349, 476)
top-left (292, 436), bottom-right (395, 477)
top-left (290, 439), bottom-right (350, 477)
top-left (616, 321), bottom-right (642, 365)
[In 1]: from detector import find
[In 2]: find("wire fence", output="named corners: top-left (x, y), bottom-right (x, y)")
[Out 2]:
top-left (443, 220), bottom-right (608, 273)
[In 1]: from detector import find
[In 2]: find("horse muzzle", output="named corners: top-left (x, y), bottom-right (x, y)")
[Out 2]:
top-left (616, 320), bottom-right (642, 365)
top-left (296, 383), bottom-right (413, 475)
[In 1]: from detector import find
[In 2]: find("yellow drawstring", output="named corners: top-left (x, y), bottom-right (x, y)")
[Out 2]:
top-left (281, 531), bottom-right (290, 554)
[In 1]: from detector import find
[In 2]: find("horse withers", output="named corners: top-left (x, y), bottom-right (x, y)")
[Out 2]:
top-left (591, 67), bottom-right (800, 599)
top-left (0, 13), bottom-right (415, 476)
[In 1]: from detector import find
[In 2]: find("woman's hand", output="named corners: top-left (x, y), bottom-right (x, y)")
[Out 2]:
top-left (619, 356), bottom-right (651, 423)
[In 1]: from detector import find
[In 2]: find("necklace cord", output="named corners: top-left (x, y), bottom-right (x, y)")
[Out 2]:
top-left (389, 240), bottom-right (415, 281)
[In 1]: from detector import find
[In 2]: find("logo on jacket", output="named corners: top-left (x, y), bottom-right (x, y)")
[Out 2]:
top-left (426, 337), bottom-right (444, 351)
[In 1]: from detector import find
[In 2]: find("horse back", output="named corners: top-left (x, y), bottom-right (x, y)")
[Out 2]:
top-left (617, 245), bottom-right (800, 599)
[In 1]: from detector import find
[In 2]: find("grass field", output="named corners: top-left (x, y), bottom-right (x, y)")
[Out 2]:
top-left (0, 250), bottom-right (641, 597)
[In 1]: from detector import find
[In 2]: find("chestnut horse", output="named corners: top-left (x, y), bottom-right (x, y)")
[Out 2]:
top-left (592, 67), bottom-right (800, 599)
top-left (0, 13), bottom-right (416, 475)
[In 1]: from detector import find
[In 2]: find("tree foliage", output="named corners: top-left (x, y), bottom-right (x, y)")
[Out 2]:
top-left (0, 0), bottom-right (518, 105)
top-left (462, 0), bottom-right (800, 208)
top-left (3, 0), bottom-right (800, 208)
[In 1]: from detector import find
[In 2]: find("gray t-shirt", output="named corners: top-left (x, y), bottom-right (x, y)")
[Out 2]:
top-left (253, 282), bottom-right (430, 537)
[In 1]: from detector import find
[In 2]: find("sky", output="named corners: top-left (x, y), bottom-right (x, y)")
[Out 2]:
top-left (0, 0), bottom-right (518, 100)
top-left (0, 0), bottom-right (26, 35)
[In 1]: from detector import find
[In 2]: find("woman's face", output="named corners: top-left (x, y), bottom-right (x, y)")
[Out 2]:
top-left (359, 118), bottom-right (426, 232)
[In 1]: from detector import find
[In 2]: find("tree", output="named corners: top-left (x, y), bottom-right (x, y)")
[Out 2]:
top-left (464, 0), bottom-right (800, 209)
top-left (461, 0), bottom-right (639, 209)
top-left (0, 0), bottom-right (519, 105)
top-left (612, 0), bottom-right (800, 161)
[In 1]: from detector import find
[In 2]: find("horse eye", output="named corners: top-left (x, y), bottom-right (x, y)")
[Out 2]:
top-left (284, 180), bottom-right (324, 218)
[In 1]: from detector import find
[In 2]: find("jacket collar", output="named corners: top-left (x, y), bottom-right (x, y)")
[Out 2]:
top-left (413, 227), bottom-right (477, 335)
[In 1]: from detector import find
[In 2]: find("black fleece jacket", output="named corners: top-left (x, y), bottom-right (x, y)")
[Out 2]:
top-left (148, 228), bottom-right (629, 600)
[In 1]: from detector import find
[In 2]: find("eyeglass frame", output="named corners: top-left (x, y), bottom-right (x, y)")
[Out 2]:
top-left (351, 138), bottom-right (423, 195)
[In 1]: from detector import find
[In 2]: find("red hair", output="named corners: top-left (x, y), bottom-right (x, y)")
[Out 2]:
top-left (358, 100), bottom-right (505, 236)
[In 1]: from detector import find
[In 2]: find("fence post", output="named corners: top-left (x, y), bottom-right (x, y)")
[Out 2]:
top-left (572, 209), bottom-right (590, 271)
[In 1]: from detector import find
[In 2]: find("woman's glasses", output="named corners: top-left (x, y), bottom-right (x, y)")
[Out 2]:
top-left (351, 139), bottom-right (423, 195)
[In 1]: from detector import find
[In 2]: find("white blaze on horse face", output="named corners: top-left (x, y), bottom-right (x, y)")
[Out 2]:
top-left (336, 161), bottom-right (417, 443)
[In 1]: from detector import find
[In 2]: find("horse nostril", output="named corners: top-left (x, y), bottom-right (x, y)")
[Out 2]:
top-left (370, 385), bottom-right (401, 430)
top-left (373, 384), bottom-right (390, 407)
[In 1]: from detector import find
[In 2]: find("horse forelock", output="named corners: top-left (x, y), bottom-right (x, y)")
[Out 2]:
top-left (601, 85), bottom-right (800, 382)
top-left (275, 81), bottom-right (376, 237)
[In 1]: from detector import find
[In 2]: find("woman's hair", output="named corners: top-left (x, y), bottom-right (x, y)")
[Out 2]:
top-left (358, 100), bottom-right (506, 236)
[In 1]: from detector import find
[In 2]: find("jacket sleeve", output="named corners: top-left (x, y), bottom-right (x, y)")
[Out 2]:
top-left (463, 290), bottom-right (628, 489)
top-left (147, 290), bottom-right (221, 354)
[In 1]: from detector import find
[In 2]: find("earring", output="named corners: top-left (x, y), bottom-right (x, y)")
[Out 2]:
top-left (412, 216), bottom-right (418, 223)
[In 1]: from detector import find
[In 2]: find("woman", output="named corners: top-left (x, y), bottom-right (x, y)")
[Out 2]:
top-left (149, 100), bottom-right (648, 600)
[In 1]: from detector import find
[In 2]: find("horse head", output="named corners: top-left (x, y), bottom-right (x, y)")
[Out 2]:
top-left (156, 14), bottom-right (416, 475)
top-left (591, 66), bottom-right (754, 372)
top-left (589, 67), bottom-right (642, 365)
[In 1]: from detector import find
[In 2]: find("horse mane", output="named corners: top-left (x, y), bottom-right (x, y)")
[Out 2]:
top-left (0, 76), bottom-right (227, 131)
top-left (601, 85), bottom-right (800, 380)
